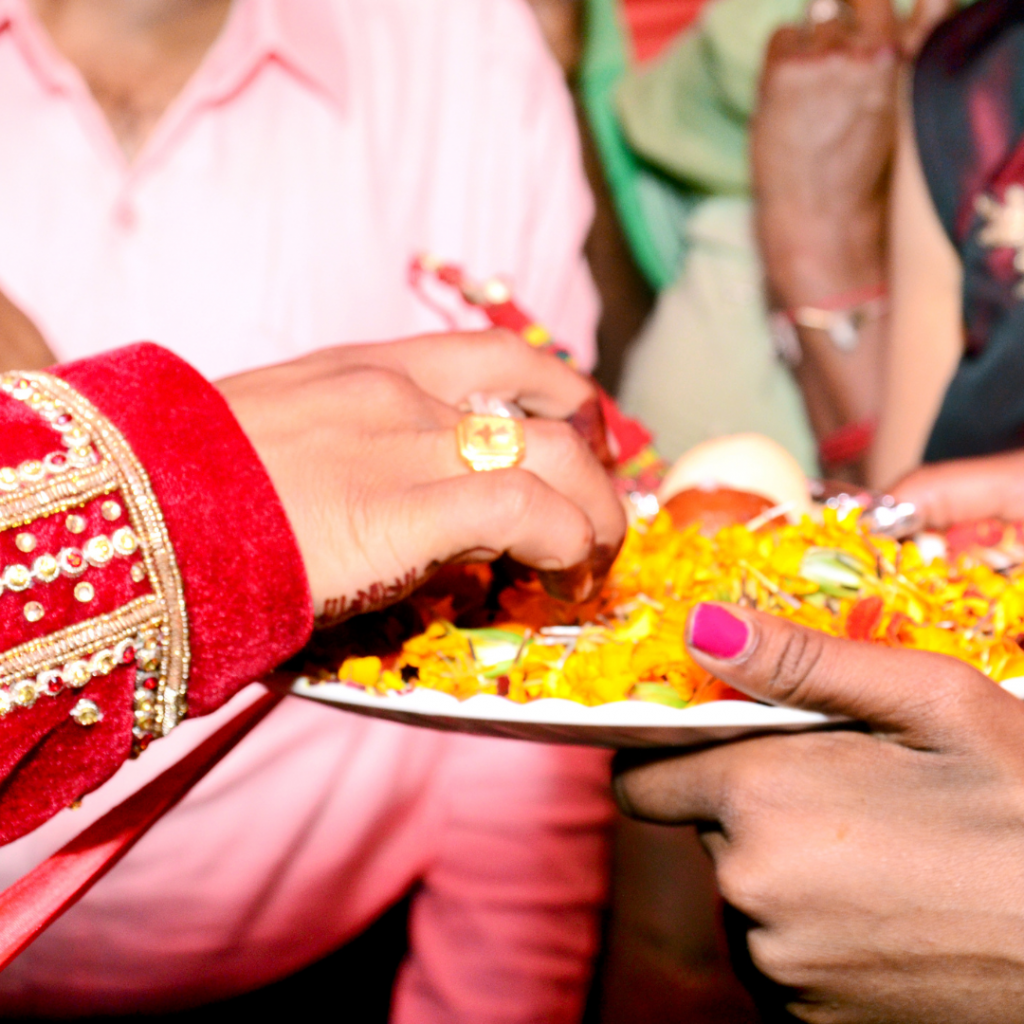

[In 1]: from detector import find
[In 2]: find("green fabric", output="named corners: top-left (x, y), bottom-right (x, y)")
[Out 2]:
top-left (582, 0), bottom-right (919, 286)
top-left (579, 0), bottom-right (811, 288)
top-left (579, 0), bottom-right (688, 289)
top-left (618, 197), bottom-right (818, 473)
top-left (616, 0), bottom-right (808, 196)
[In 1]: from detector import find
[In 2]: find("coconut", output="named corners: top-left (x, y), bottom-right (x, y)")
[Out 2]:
top-left (658, 433), bottom-right (812, 517)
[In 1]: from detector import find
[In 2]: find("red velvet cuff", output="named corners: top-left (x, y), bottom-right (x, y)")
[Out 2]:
top-left (56, 343), bottom-right (314, 715)
top-left (0, 344), bottom-right (311, 843)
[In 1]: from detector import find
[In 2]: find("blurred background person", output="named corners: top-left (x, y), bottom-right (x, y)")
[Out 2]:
top-left (751, 0), bottom-right (1024, 494)
top-left (869, 0), bottom-right (1024, 484)
top-left (750, 0), bottom-right (958, 486)
top-left (590, 0), bottom-right (819, 477)
top-left (581, 0), bottom-right (953, 483)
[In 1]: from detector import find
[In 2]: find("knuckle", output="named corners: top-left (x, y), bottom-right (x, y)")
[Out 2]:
top-left (346, 365), bottom-right (417, 403)
top-left (531, 419), bottom-right (593, 472)
top-left (717, 757), bottom-right (785, 835)
top-left (487, 469), bottom-right (541, 528)
top-left (478, 327), bottom-right (525, 361)
top-left (920, 655), bottom-right (993, 727)
top-left (760, 625), bottom-right (828, 705)
top-left (716, 857), bottom-right (771, 920)
top-left (747, 932), bottom-right (808, 992)
top-left (719, 758), bottom-right (767, 818)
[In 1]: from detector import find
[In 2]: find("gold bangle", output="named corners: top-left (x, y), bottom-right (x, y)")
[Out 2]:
top-left (457, 414), bottom-right (526, 472)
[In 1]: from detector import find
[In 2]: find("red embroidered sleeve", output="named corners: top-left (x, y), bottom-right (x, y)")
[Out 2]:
top-left (0, 343), bottom-right (313, 843)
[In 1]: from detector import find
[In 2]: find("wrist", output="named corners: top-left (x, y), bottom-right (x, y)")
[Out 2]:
top-left (758, 210), bottom-right (886, 309)
top-left (71, 346), bottom-right (314, 717)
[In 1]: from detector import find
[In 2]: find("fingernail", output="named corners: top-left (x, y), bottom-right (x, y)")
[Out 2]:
top-left (535, 557), bottom-right (566, 571)
top-left (567, 395), bottom-right (615, 470)
top-left (537, 563), bottom-right (592, 602)
top-left (688, 603), bottom-right (751, 660)
top-left (538, 543), bottom-right (619, 603)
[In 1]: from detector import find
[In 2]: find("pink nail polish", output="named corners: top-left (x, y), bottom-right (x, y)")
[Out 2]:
top-left (689, 603), bottom-right (750, 660)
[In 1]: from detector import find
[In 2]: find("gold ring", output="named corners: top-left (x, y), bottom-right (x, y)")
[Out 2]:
top-left (457, 414), bottom-right (526, 472)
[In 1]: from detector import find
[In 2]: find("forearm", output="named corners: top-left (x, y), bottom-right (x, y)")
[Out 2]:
top-left (760, 209), bottom-right (887, 477)
top-left (750, 19), bottom-right (897, 477)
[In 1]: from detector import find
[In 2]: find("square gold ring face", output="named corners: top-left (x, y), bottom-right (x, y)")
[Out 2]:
top-left (457, 414), bottom-right (526, 472)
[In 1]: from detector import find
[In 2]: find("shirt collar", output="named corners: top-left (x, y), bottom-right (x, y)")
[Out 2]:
top-left (0, 0), bottom-right (348, 112)
top-left (201, 0), bottom-right (348, 112)
top-left (0, 0), bottom-right (84, 95)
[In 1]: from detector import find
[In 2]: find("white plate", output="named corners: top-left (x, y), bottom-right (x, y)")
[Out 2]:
top-left (285, 675), bottom-right (1024, 748)
top-left (285, 677), bottom-right (834, 747)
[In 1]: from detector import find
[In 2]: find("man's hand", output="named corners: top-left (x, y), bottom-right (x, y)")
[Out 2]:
top-left (892, 449), bottom-right (1024, 529)
top-left (217, 331), bottom-right (626, 622)
top-left (614, 603), bottom-right (1024, 1023)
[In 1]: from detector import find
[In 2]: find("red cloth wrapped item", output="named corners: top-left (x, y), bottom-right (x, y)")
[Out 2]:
top-left (622, 0), bottom-right (710, 62)
top-left (0, 343), bottom-right (313, 845)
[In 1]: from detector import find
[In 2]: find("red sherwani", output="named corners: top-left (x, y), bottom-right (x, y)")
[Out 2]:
top-left (0, 342), bottom-right (312, 843)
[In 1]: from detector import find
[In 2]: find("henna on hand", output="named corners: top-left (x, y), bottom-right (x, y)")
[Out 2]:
top-left (316, 568), bottom-right (423, 627)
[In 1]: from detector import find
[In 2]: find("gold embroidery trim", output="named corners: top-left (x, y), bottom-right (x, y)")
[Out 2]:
top-left (0, 372), bottom-right (191, 737)
top-left (0, 595), bottom-right (162, 687)
top-left (0, 462), bottom-right (119, 531)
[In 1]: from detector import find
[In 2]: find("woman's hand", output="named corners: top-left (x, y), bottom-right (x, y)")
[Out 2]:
top-left (752, 0), bottom-right (953, 308)
top-left (217, 331), bottom-right (626, 623)
top-left (751, 0), bottom-right (955, 468)
top-left (614, 603), bottom-right (1024, 1023)
top-left (891, 449), bottom-right (1024, 529)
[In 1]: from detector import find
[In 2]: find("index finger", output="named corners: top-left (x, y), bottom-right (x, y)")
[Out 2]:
top-left (612, 746), bottom-right (733, 826)
top-left (334, 330), bottom-right (596, 419)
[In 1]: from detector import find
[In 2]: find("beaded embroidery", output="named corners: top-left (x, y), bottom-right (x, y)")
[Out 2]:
top-left (0, 372), bottom-right (190, 753)
top-left (0, 529), bottom-right (139, 595)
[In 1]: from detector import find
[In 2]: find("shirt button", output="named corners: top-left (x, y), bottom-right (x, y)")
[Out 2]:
top-left (113, 200), bottom-right (136, 230)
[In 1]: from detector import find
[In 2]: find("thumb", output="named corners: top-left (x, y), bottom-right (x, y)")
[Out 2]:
top-left (685, 602), bottom-right (988, 744)
top-left (408, 468), bottom-right (608, 598)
